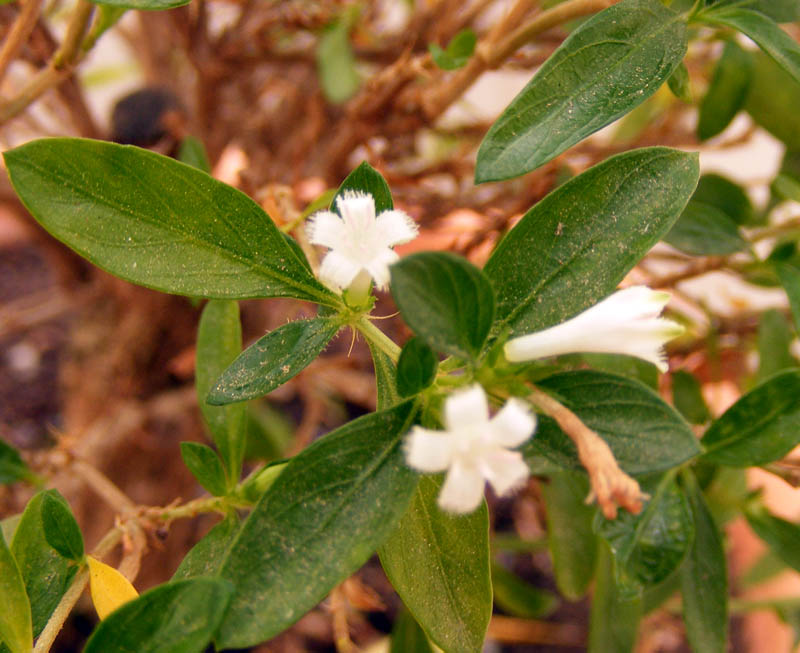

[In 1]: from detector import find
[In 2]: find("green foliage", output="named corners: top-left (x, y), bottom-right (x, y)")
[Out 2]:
top-left (316, 12), bottom-right (361, 104)
top-left (390, 609), bottom-right (435, 653)
top-left (701, 370), bottom-right (800, 466)
top-left (429, 29), bottom-right (477, 70)
top-left (40, 491), bottom-right (84, 561)
top-left (757, 309), bottom-right (796, 381)
top-left (589, 543), bottom-right (642, 653)
top-left (180, 443), bottom-right (228, 497)
top-left (369, 342), bottom-right (403, 410)
top-left (86, 0), bottom-right (189, 9)
top-left (698, 40), bottom-right (753, 141)
top-left (485, 147), bottom-right (699, 335)
top-left (0, 440), bottom-right (32, 486)
top-left (692, 173), bottom-right (755, 226)
top-left (491, 561), bottom-right (558, 619)
top-left (397, 338), bottom-right (438, 397)
top-left (672, 370), bottom-right (711, 425)
top-left (391, 252), bottom-right (495, 361)
top-left (664, 202), bottom-right (747, 256)
top-left (745, 50), bottom-right (800, 150)
top-left (778, 263), bottom-right (800, 331)
top-left (332, 161), bottom-right (393, 214)
top-left (745, 504), bottom-right (800, 573)
top-left (475, 0), bottom-right (687, 181)
top-left (667, 62), bottom-right (692, 103)
top-left (2, 139), bottom-right (336, 305)
top-left (380, 476), bottom-right (492, 653)
top-left (83, 578), bottom-right (232, 653)
top-left (524, 371), bottom-right (700, 475)
top-left (177, 136), bottom-right (211, 172)
top-left (173, 515), bottom-right (241, 580)
top-left (0, 530), bottom-right (31, 653)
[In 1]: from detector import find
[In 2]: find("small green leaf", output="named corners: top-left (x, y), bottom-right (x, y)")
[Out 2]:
top-left (41, 491), bottom-right (84, 561)
top-left (485, 147), bottom-right (699, 335)
top-left (11, 491), bottom-right (77, 636)
top-left (746, 505), bottom-right (800, 573)
top-left (316, 17), bottom-right (360, 104)
top-left (0, 440), bottom-right (32, 485)
top-left (177, 136), bottom-right (211, 172)
top-left (369, 342), bottom-right (403, 410)
top-left (332, 161), bottom-right (393, 214)
top-left (380, 476), bottom-right (492, 653)
top-left (698, 40), bottom-right (753, 141)
top-left (708, 0), bottom-right (800, 22)
top-left (680, 471), bottom-right (728, 653)
top-left (664, 202), bottom-right (748, 256)
top-left (589, 543), bottom-right (641, 653)
top-left (84, 578), bottom-right (232, 653)
top-left (757, 309), bottom-right (797, 381)
top-left (0, 530), bottom-right (32, 653)
top-left (173, 515), bottom-right (241, 580)
top-left (491, 561), bottom-right (558, 619)
top-left (540, 472), bottom-right (597, 600)
top-left (672, 370), bottom-right (711, 425)
top-left (475, 0), bottom-right (688, 181)
top-left (745, 51), bottom-right (800, 150)
top-left (87, 0), bottom-right (189, 9)
top-left (595, 474), bottom-right (693, 591)
top-left (180, 443), bottom-right (228, 497)
top-left (207, 317), bottom-right (341, 405)
top-left (391, 609), bottom-right (434, 653)
top-left (391, 252), bottom-right (495, 360)
top-left (524, 371), bottom-right (700, 476)
top-left (700, 7), bottom-right (800, 87)
top-left (777, 263), bottom-right (800, 331)
top-left (429, 29), bottom-right (477, 70)
top-left (397, 338), bottom-right (438, 397)
top-left (667, 61), bottom-right (692, 102)
top-left (196, 300), bottom-right (245, 487)
top-left (692, 173), bottom-right (755, 226)
top-left (2, 139), bottom-right (335, 305)
top-left (215, 401), bottom-right (418, 649)
top-left (701, 370), bottom-right (800, 466)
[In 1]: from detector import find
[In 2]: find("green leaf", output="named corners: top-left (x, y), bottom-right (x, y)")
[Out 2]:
top-left (316, 17), bottom-right (360, 104)
top-left (700, 7), bottom-right (800, 87)
top-left (691, 173), bottom-right (755, 226)
top-left (391, 252), bottom-right (495, 360)
top-left (380, 476), bottom-right (492, 653)
top-left (429, 29), bottom-right (477, 70)
top-left (524, 371), bottom-right (700, 475)
top-left (177, 136), bottom-right (211, 172)
top-left (0, 530), bottom-right (32, 653)
top-left (180, 443), bottom-right (228, 497)
top-left (595, 474), bottom-right (692, 591)
top-left (664, 202), bottom-right (748, 256)
top-left (757, 309), bottom-right (797, 381)
top-left (491, 561), bottom-right (558, 619)
top-left (475, 0), bottom-right (688, 182)
top-left (672, 370), bottom-right (711, 425)
top-left (40, 491), bottom-right (84, 561)
top-left (540, 472), bottom-right (597, 600)
top-left (698, 40), bottom-right (753, 141)
top-left (196, 300), bottom-right (245, 487)
top-left (83, 578), bottom-right (232, 653)
top-left (708, 0), bottom-right (800, 22)
top-left (745, 505), bottom-right (800, 573)
top-left (680, 471), bottom-right (728, 653)
top-left (744, 51), bottom-right (800, 150)
top-left (173, 515), bottom-right (241, 580)
top-left (332, 161), bottom-right (393, 214)
top-left (11, 491), bottom-right (76, 636)
top-left (1, 515), bottom-right (21, 544)
top-left (2, 138), bottom-right (335, 304)
top-left (778, 263), bottom-right (800, 331)
top-left (0, 440), bottom-right (31, 485)
top-left (87, 0), bottom-right (189, 9)
top-left (369, 342), bottom-right (403, 410)
top-left (701, 370), bottom-right (800, 466)
top-left (391, 609), bottom-right (435, 653)
top-left (589, 543), bottom-right (641, 653)
top-left (207, 317), bottom-right (341, 405)
top-left (667, 61), bottom-right (692, 103)
top-left (397, 337), bottom-right (438, 397)
top-left (485, 147), bottom-right (699, 335)
top-left (215, 401), bottom-right (419, 649)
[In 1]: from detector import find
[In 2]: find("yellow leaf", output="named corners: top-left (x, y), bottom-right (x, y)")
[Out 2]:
top-left (86, 556), bottom-right (138, 619)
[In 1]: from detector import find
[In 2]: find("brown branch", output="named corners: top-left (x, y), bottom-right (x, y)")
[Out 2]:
top-left (0, 0), bottom-right (44, 85)
top-left (527, 385), bottom-right (647, 519)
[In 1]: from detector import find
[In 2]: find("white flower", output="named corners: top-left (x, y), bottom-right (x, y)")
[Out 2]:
top-left (405, 384), bottom-right (536, 514)
top-left (306, 190), bottom-right (418, 293)
top-left (504, 286), bottom-right (684, 373)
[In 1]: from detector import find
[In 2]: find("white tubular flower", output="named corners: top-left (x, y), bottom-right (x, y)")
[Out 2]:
top-left (405, 384), bottom-right (537, 514)
top-left (306, 190), bottom-right (418, 293)
top-left (504, 286), bottom-right (684, 373)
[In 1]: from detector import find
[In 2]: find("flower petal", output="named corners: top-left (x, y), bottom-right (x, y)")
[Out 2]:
top-left (337, 191), bottom-right (376, 233)
top-left (444, 384), bottom-right (490, 431)
top-left (364, 247), bottom-right (398, 290)
top-left (375, 210), bottom-right (419, 247)
top-left (87, 556), bottom-right (139, 620)
top-left (307, 211), bottom-right (347, 250)
top-left (488, 398), bottom-right (536, 448)
top-left (481, 450), bottom-right (529, 497)
top-left (437, 461), bottom-right (485, 513)
top-left (318, 250), bottom-right (362, 291)
top-left (405, 427), bottom-right (455, 473)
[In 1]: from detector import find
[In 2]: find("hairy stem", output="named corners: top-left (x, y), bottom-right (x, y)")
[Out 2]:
top-left (355, 315), bottom-right (402, 362)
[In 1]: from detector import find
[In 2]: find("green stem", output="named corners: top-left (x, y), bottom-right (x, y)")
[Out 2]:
top-left (355, 315), bottom-right (401, 362)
